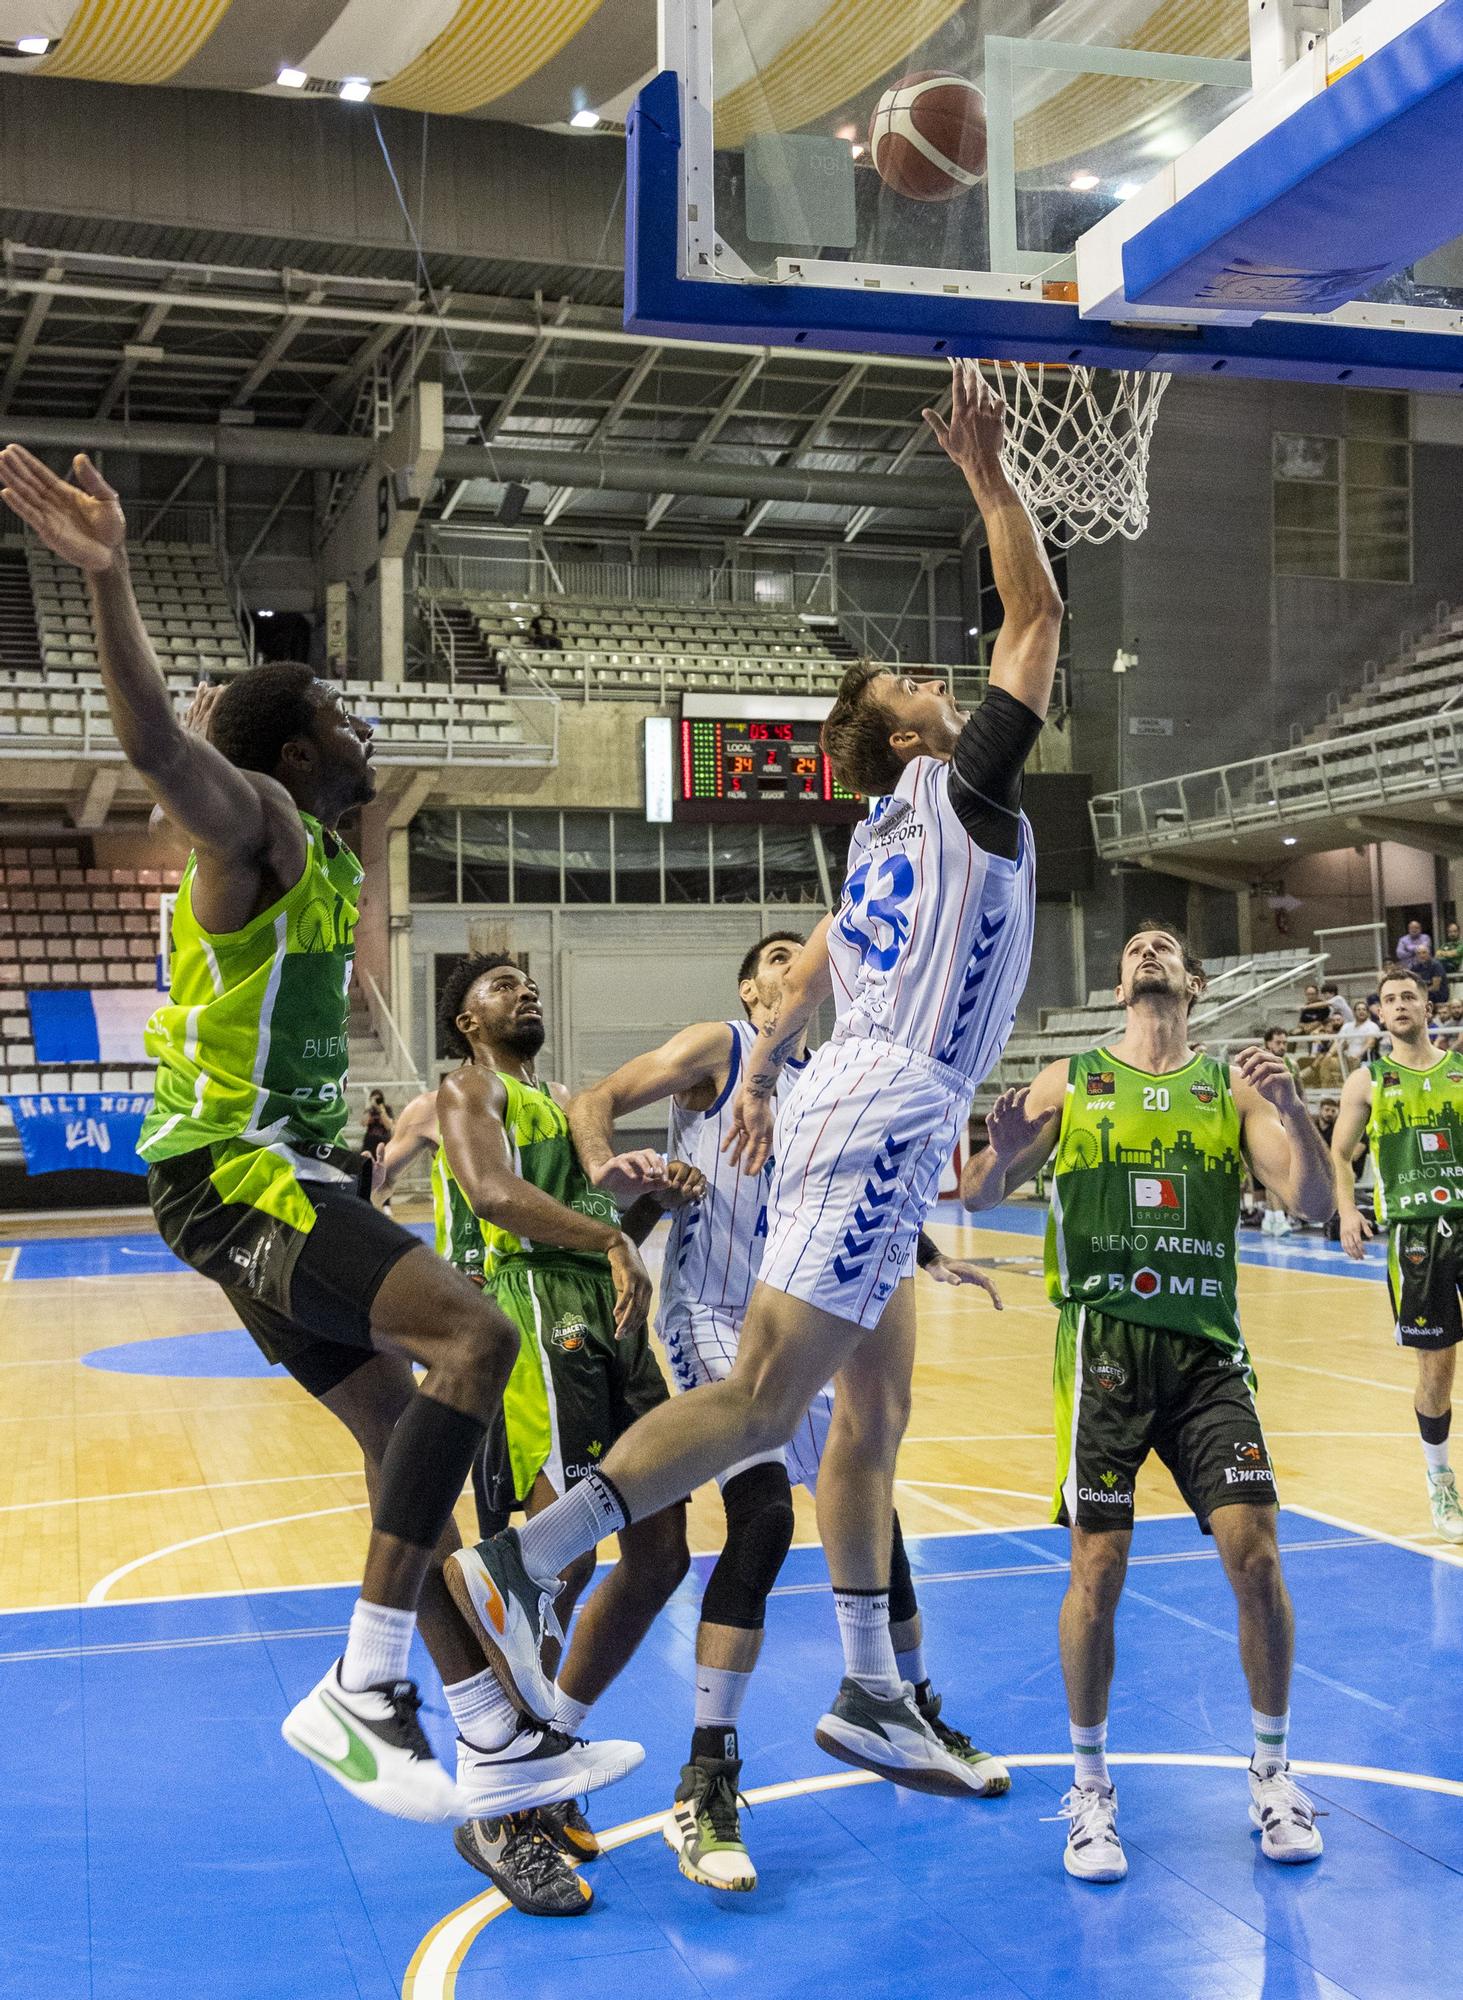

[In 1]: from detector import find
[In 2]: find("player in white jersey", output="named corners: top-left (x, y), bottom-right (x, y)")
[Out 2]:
top-left (569, 932), bottom-right (1007, 1889)
top-left (452, 366), bottom-right (1062, 1804)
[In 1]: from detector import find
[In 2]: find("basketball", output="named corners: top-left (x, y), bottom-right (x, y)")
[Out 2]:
top-left (868, 71), bottom-right (987, 202)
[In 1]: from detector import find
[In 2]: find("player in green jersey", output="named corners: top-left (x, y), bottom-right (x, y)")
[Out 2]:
top-left (963, 925), bottom-right (1335, 1882)
top-left (0, 442), bottom-right (636, 1831)
top-left (432, 953), bottom-right (701, 1912)
top-left (1332, 962), bottom-right (1463, 1544)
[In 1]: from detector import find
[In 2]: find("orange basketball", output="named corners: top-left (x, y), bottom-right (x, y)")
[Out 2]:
top-left (869, 71), bottom-right (987, 203)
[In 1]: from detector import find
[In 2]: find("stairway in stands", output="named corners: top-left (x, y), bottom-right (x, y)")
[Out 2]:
top-left (437, 603), bottom-right (499, 680)
top-left (0, 548), bottom-right (41, 671)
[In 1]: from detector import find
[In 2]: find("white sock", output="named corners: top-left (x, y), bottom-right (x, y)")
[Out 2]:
top-left (833, 1589), bottom-right (901, 1698)
top-left (340, 1598), bottom-right (416, 1693)
top-left (445, 1667), bottom-right (520, 1752)
top-left (894, 1640), bottom-right (929, 1692)
top-left (551, 1686), bottom-right (591, 1736)
top-left (1070, 1718), bottom-right (1110, 1791)
top-left (1424, 1442), bottom-right (1452, 1475)
top-left (695, 1663), bottom-right (753, 1731)
top-left (516, 1473), bottom-right (625, 1589)
top-left (1252, 1708), bottom-right (1289, 1775)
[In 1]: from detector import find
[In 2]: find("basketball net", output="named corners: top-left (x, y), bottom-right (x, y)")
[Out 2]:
top-left (973, 361), bottom-right (1171, 549)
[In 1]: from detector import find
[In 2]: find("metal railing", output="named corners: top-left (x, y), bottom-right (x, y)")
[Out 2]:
top-left (358, 970), bottom-right (422, 1094)
top-left (1314, 922), bottom-right (1389, 980)
top-left (1090, 705), bottom-right (1463, 857)
top-left (415, 549), bottom-right (836, 614)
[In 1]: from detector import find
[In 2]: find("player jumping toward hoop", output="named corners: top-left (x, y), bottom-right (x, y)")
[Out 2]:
top-left (448, 364), bottom-right (1060, 1801)
top-left (963, 925), bottom-right (1335, 1881)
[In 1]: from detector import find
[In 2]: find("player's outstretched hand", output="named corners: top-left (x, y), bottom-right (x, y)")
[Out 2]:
top-left (985, 1085), bottom-right (1057, 1162)
top-left (654, 1159), bottom-right (707, 1210)
top-left (0, 447), bottom-right (125, 572)
top-left (924, 1254), bottom-right (1003, 1309)
top-left (1234, 1044), bottom-right (1305, 1118)
top-left (593, 1149), bottom-right (668, 1205)
top-left (1339, 1207), bottom-right (1374, 1260)
top-left (606, 1234), bottom-right (652, 1340)
top-left (922, 360), bottom-right (1006, 478)
top-left (723, 1083), bottom-right (775, 1177)
top-left (183, 679), bottom-right (223, 738)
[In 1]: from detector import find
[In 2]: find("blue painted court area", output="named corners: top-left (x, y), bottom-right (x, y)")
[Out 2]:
top-left (2, 1512), bottom-right (1458, 2000)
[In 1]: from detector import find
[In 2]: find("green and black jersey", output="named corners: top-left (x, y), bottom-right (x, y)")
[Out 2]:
top-left (1366, 1052), bottom-right (1463, 1224)
top-left (1044, 1047), bottom-right (1245, 1351)
top-left (139, 814), bottom-right (362, 1162)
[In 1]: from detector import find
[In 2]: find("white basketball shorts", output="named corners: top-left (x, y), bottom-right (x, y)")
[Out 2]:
top-left (657, 1302), bottom-right (833, 1491)
top-left (758, 1033), bottom-right (971, 1331)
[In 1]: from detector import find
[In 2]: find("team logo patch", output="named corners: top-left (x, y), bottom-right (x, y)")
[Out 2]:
top-left (1418, 1129), bottom-right (1452, 1160)
top-left (551, 1317), bottom-right (590, 1353)
top-left (1092, 1356), bottom-right (1127, 1393)
top-left (1129, 1170), bottom-right (1186, 1229)
top-left (1234, 1441), bottom-right (1264, 1465)
top-left (1086, 1071), bottom-right (1115, 1097)
top-left (1382, 1070), bottom-right (1401, 1089)
top-left (1189, 1079), bottom-right (1217, 1105)
top-left (1132, 1266), bottom-right (1161, 1298)
top-left (1404, 1241), bottom-right (1429, 1268)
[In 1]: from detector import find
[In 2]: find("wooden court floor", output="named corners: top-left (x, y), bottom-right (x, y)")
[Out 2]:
top-left (0, 1200), bottom-right (1454, 1617)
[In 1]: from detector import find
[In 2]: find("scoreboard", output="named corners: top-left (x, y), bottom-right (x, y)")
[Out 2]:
top-left (678, 715), bottom-right (862, 823)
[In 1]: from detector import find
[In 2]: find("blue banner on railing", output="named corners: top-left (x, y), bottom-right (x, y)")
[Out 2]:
top-left (6, 1092), bottom-right (152, 1176)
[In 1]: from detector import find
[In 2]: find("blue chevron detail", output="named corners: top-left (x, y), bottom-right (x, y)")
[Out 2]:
top-left (937, 910), bottom-right (1011, 1067)
top-left (832, 1253), bottom-right (868, 1285)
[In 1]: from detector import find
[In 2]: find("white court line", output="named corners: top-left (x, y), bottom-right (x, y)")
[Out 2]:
top-left (0, 1467), bottom-right (367, 1517)
top-left (1290, 1501), bottom-right (1463, 1572)
top-left (1261, 1356), bottom-right (1414, 1395)
top-left (902, 1433), bottom-right (1052, 1444)
top-left (896, 1478), bottom-right (1053, 1503)
top-left (0, 1247), bottom-right (18, 1282)
top-left (404, 1756), bottom-right (1463, 2000)
top-left (85, 1502), bottom-right (369, 1606)
top-left (892, 1481), bottom-right (997, 1531)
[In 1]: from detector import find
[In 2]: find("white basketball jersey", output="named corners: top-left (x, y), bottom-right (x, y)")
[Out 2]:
top-left (827, 754), bottom-right (1036, 1083)
top-left (659, 1019), bottom-right (808, 1320)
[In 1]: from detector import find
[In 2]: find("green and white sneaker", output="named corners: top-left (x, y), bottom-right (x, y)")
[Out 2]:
top-left (446, 1530), bottom-right (558, 1723)
top-left (913, 1688), bottom-right (1011, 1797)
top-left (282, 1661), bottom-right (463, 1823)
top-left (664, 1756), bottom-right (757, 1892)
top-left (814, 1677), bottom-right (988, 1797)
top-left (454, 1811), bottom-right (593, 1916)
top-left (1427, 1467), bottom-right (1463, 1543)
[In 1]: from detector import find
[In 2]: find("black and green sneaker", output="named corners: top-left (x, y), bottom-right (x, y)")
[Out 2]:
top-left (913, 1686), bottom-right (1011, 1797)
top-left (663, 1756), bottom-right (757, 1892)
top-left (540, 1798), bottom-right (601, 1863)
top-left (453, 1810), bottom-right (593, 1916)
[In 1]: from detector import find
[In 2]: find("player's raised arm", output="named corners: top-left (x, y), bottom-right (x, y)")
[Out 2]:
top-left (1232, 1044), bottom-right (1335, 1224)
top-left (724, 915), bottom-right (832, 1174)
top-left (372, 1089), bottom-right (440, 1198)
top-left (567, 1021), bottom-right (735, 1185)
top-left (960, 1062), bottom-right (1066, 1208)
top-left (0, 446), bottom-right (284, 869)
top-left (1330, 1064), bottom-right (1376, 1258)
top-left (924, 363), bottom-right (1064, 720)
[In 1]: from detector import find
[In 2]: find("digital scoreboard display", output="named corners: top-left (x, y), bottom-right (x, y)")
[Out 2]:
top-left (678, 717), bottom-right (862, 823)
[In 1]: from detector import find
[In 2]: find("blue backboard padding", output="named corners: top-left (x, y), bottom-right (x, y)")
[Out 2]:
top-left (626, 70), bottom-right (1463, 389)
top-left (26, 990), bottom-right (100, 1065)
top-left (1122, 0), bottom-right (1463, 313)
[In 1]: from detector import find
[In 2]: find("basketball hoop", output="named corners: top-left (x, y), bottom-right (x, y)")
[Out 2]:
top-left (973, 361), bottom-right (1170, 549)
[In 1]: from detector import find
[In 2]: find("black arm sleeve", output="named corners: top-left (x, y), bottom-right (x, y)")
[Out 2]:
top-left (618, 1194), bottom-right (664, 1247)
top-left (915, 1230), bottom-right (940, 1270)
top-left (945, 685), bottom-right (1045, 860)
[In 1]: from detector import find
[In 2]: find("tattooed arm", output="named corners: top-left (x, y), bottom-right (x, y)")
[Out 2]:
top-left (723, 915), bottom-right (832, 1174)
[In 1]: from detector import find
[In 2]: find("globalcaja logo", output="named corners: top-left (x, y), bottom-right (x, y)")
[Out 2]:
top-left (1086, 1071), bottom-right (1115, 1097)
top-left (1100, 1469), bottom-right (1118, 1490)
top-left (1418, 1129), bottom-right (1452, 1162)
top-left (1189, 1079), bottom-right (1217, 1105)
top-left (1129, 1170), bottom-right (1186, 1229)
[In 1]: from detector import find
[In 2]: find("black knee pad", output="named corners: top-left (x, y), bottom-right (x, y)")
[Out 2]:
top-left (701, 1461), bottom-right (795, 1630)
top-left (888, 1509), bottom-right (918, 1626)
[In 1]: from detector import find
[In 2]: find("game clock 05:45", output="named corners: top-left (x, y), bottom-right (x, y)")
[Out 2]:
top-left (678, 717), bottom-right (862, 824)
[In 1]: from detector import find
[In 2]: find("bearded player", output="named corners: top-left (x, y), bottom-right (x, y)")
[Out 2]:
top-left (568, 929), bottom-right (1008, 1891)
top-left (963, 926), bottom-right (1335, 1881)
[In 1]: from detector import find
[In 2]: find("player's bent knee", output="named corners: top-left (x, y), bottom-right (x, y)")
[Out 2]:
top-left (702, 1462), bottom-right (796, 1629)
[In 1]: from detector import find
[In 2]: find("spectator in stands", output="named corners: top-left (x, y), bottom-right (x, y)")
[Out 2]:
top-left (527, 613), bottom-right (563, 653)
top-left (1316, 1095), bottom-right (1366, 1242)
top-left (360, 1091), bottom-right (396, 1211)
top-left (1264, 1026), bottom-right (1302, 1085)
top-left (1396, 918), bottom-right (1432, 965)
top-left (1314, 1097), bottom-right (1340, 1147)
top-left (1297, 983), bottom-right (1331, 1030)
top-left (1414, 943), bottom-right (1450, 1012)
top-left (1438, 921), bottom-right (1463, 979)
top-left (1297, 1013), bottom-right (1342, 1090)
top-left (1337, 997), bottom-right (1383, 1068)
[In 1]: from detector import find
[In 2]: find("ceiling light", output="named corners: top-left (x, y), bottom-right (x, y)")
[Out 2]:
top-left (276, 66), bottom-right (307, 88)
top-left (1282, 836), bottom-right (1297, 846)
top-left (338, 77), bottom-right (370, 103)
top-left (255, 609), bottom-right (276, 618)
top-left (1069, 172), bottom-right (1100, 192)
top-left (17, 35), bottom-right (50, 55)
top-left (570, 108), bottom-right (601, 129)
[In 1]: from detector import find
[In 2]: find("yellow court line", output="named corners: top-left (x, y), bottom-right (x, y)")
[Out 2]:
top-left (403, 1755), bottom-right (1463, 2000)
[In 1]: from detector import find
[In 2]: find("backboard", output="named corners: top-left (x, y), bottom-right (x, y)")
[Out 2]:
top-left (628, 0), bottom-right (1463, 388)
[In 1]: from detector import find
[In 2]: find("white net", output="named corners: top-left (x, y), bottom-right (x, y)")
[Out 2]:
top-left (973, 361), bottom-right (1171, 549)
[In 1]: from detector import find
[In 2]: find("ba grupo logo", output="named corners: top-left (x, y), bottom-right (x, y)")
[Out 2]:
top-left (1418, 1129), bottom-right (1453, 1162)
top-left (1129, 1169), bottom-right (1186, 1231)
